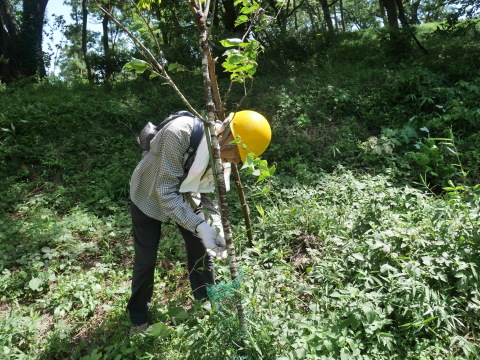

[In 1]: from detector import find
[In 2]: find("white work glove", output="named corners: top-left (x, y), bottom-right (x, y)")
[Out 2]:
top-left (196, 222), bottom-right (227, 259)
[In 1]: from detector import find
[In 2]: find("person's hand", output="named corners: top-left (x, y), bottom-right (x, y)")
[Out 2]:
top-left (196, 222), bottom-right (227, 259)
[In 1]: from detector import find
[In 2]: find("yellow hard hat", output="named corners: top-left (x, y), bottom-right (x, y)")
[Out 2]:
top-left (229, 110), bottom-right (272, 163)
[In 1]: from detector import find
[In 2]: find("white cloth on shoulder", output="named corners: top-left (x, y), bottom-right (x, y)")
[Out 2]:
top-left (179, 136), bottom-right (231, 194)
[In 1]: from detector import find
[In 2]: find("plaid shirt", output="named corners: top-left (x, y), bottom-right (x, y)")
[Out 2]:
top-left (130, 116), bottom-right (220, 233)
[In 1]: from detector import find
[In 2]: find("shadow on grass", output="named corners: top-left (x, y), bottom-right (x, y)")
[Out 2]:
top-left (37, 306), bottom-right (153, 360)
top-left (37, 290), bottom-right (203, 360)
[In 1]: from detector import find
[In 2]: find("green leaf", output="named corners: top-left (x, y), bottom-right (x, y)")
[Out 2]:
top-left (340, 348), bottom-right (350, 360)
top-left (123, 59), bottom-right (151, 74)
top-left (168, 306), bottom-right (189, 320)
top-left (235, 15), bottom-right (249, 26)
top-left (137, 0), bottom-right (161, 9)
top-left (241, 154), bottom-right (257, 175)
top-left (256, 204), bottom-right (265, 217)
top-left (146, 322), bottom-right (173, 339)
top-left (430, 137), bottom-right (452, 141)
top-left (220, 38), bottom-right (245, 47)
top-left (257, 164), bottom-right (275, 183)
top-left (225, 54), bottom-right (248, 64)
top-left (401, 316), bottom-right (439, 327)
top-left (29, 277), bottom-right (43, 291)
top-left (167, 63), bottom-right (187, 72)
top-left (149, 71), bottom-right (160, 79)
top-left (241, 153), bottom-right (275, 182)
top-left (420, 316), bottom-right (439, 325)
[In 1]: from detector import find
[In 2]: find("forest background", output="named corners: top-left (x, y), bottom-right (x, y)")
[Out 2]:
top-left (1, 0), bottom-right (480, 359)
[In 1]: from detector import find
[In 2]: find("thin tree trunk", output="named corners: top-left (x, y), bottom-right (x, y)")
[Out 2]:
top-left (0, 0), bottom-right (19, 37)
top-left (187, 0), bottom-right (248, 345)
top-left (102, 0), bottom-right (112, 82)
top-left (381, 0), bottom-right (398, 28)
top-left (340, 0), bottom-right (346, 31)
top-left (395, 0), bottom-right (428, 54)
top-left (305, 0), bottom-right (319, 32)
top-left (97, 0), bottom-right (251, 347)
top-left (333, 3), bottom-right (338, 31)
top-left (410, 0), bottom-right (421, 24)
top-left (319, 0), bottom-right (335, 34)
top-left (379, 0), bottom-right (388, 26)
top-left (294, 0), bottom-right (298, 29)
top-left (222, 0), bottom-right (238, 33)
top-left (395, 0), bottom-right (409, 27)
top-left (380, 0), bottom-right (401, 51)
top-left (82, 0), bottom-right (93, 82)
top-left (232, 164), bottom-right (254, 247)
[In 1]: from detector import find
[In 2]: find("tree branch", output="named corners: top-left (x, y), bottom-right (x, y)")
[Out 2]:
top-left (232, 164), bottom-right (254, 247)
top-left (394, 0), bottom-right (428, 54)
top-left (286, 0), bottom-right (307, 18)
top-left (95, 1), bottom-right (202, 119)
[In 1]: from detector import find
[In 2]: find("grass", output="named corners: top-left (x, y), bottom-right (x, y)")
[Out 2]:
top-left (1, 25), bottom-right (480, 358)
top-left (1, 167), bottom-right (479, 359)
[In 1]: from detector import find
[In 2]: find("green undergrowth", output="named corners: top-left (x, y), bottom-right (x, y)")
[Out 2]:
top-left (0, 79), bottom-right (203, 217)
top-left (1, 25), bottom-right (480, 358)
top-left (1, 168), bottom-right (479, 359)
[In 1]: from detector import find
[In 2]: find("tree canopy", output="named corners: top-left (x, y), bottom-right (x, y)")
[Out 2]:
top-left (1, 0), bottom-right (479, 83)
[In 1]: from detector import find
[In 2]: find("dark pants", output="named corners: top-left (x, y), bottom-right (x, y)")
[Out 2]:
top-left (127, 202), bottom-right (215, 325)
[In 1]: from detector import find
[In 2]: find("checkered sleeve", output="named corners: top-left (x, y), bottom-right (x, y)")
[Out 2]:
top-left (152, 122), bottom-right (204, 233)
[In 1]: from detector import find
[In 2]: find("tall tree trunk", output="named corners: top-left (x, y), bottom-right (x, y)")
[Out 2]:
top-left (379, 0), bottom-right (388, 26)
top-left (232, 164), bottom-right (254, 247)
top-left (339, 0), bottom-right (346, 31)
top-left (380, 0), bottom-right (400, 51)
top-left (294, 0), bottom-right (298, 29)
top-left (0, 0), bottom-right (19, 38)
top-left (102, 0), bottom-right (112, 82)
top-left (0, 0), bottom-right (20, 83)
top-left (410, 0), bottom-right (421, 24)
top-left (305, 0), bottom-right (319, 32)
top-left (82, 0), bottom-right (93, 82)
top-left (222, 0), bottom-right (239, 33)
top-left (381, 0), bottom-right (398, 28)
top-left (395, 0), bottom-right (408, 26)
top-left (153, 4), bottom-right (171, 46)
top-left (98, 0), bottom-right (251, 347)
top-left (265, 0), bottom-right (287, 34)
top-left (395, 0), bottom-right (428, 54)
top-left (319, 0), bottom-right (335, 34)
top-left (333, 3), bottom-right (338, 31)
top-left (20, 0), bottom-right (49, 77)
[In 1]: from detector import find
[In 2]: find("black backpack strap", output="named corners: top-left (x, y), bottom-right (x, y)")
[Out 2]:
top-left (184, 114), bottom-right (204, 172)
top-left (156, 111), bottom-right (205, 173)
top-left (187, 115), bottom-right (203, 154)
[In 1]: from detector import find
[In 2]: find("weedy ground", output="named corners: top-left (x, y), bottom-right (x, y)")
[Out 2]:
top-left (1, 27), bottom-right (480, 358)
top-left (1, 166), bottom-right (479, 359)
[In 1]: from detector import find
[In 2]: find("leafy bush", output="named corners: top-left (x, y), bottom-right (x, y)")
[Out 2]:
top-left (240, 169), bottom-right (480, 359)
